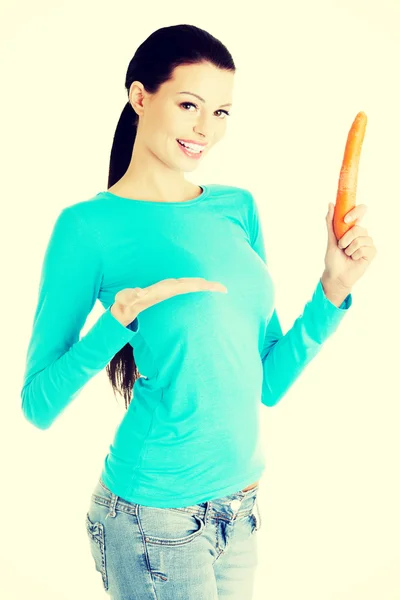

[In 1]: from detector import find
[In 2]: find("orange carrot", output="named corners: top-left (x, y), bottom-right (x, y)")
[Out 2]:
top-left (333, 111), bottom-right (368, 240)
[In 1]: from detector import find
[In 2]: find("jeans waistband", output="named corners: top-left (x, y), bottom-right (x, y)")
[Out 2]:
top-left (92, 477), bottom-right (259, 523)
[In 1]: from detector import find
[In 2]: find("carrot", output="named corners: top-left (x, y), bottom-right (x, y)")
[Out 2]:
top-left (333, 111), bottom-right (368, 240)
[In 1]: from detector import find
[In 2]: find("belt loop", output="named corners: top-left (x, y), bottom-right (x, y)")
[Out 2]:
top-left (106, 492), bottom-right (118, 519)
top-left (203, 501), bottom-right (210, 526)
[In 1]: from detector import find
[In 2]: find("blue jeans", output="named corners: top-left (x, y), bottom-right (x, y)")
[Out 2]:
top-left (85, 477), bottom-right (262, 599)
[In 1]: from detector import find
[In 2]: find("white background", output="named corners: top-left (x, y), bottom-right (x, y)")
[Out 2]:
top-left (1, 0), bottom-right (399, 598)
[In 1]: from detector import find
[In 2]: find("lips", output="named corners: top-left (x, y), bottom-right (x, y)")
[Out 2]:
top-left (177, 139), bottom-right (203, 152)
top-left (176, 139), bottom-right (204, 159)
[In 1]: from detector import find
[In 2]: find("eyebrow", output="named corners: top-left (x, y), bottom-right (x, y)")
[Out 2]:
top-left (177, 91), bottom-right (232, 107)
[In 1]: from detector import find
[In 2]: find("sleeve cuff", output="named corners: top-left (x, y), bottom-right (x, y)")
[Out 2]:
top-left (317, 278), bottom-right (353, 311)
top-left (84, 307), bottom-right (140, 356)
top-left (305, 278), bottom-right (353, 344)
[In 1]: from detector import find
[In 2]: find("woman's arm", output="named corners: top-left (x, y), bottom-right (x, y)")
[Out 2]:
top-left (246, 190), bottom-right (352, 408)
top-left (21, 208), bottom-right (140, 430)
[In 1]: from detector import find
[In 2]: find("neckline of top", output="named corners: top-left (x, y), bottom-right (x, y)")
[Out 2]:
top-left (97, 184), bottom-right (210, 206)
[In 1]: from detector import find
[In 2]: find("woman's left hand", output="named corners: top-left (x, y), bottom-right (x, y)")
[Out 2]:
top-left (324, 203), bottom-right (378, 290)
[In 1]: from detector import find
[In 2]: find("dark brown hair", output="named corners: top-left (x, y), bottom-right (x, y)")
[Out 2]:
top-left (105, 24), bottom-right (236, 409)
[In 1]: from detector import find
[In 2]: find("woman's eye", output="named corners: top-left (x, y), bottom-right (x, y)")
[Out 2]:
top-left (180, 102), bottom-right (230, 118)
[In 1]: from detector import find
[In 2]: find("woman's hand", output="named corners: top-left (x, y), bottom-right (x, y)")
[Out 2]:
top-left (323, 203), bottom-right (378, 291)
top-left (110, 278), bottom-right (228, 326)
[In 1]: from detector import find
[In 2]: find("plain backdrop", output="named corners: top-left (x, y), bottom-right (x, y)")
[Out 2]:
top-left (1, 1), bottom-right (399, 598)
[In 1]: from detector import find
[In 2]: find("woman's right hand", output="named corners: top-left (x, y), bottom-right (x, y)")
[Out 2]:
top-left (110, 278), bottom-right (228, 326)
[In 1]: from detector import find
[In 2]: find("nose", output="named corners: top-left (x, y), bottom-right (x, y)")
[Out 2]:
top-left (193, 114), bottom-right (215, 140)
top-left (193, 130), bottom-right (207, 142)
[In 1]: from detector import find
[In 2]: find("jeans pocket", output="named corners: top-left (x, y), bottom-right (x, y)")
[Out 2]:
top-left (138, 505), bottom-right (206, 546)
top-left (85, 512), bottom-right (109, 591)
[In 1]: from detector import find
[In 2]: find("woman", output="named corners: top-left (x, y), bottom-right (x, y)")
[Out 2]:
top-left (21, 23), bottom-right (376, 599)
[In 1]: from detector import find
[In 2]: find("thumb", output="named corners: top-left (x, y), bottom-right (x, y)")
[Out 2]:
top-left (326, 203), bottom-right (337, 247)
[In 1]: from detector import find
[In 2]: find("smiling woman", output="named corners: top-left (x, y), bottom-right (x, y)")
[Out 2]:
top-left (21, 22), bottom-right (273, 600)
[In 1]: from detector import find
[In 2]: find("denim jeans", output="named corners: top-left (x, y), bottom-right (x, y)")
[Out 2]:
top-left (85, 477), bottom-right (262, 599)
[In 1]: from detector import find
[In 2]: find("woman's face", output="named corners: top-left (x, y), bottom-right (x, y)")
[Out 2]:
top-left (129, 62), bottom-right (235, 171)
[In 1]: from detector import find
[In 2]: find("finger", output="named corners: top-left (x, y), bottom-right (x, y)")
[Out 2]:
top-left (350, 245), bottom-right (377, 261)
top-left (344, 204), bottom-right (368, 224)
top-left (343, 236), bottom-right (375, 256)
top-left (338, 226), bottom-right (369, 248)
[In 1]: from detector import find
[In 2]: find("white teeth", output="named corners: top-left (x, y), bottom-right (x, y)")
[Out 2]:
top-left (177, 140), bottom-right (203, 153)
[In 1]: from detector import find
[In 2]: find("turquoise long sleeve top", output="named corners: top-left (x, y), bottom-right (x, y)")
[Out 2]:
top-left (21, 184), bottom-right (352, 508)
